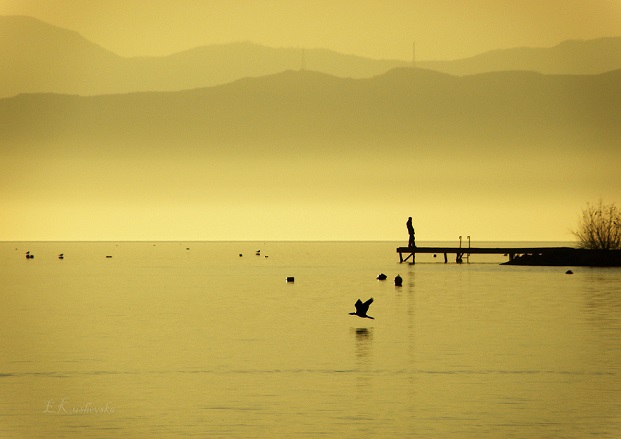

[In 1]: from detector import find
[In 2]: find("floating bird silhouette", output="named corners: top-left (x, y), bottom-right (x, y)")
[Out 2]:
top-left (376, 273), bottom-right (387, 280)
top-left (349, 298), bottom-right (374, 319)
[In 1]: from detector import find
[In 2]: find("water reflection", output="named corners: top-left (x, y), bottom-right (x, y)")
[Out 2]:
top-left (581, 270), bottom-right (621, 331)
top-left (352, 327), bottom-right (373, 361)
top-left (581, 272), bottom-right (621, 362)
top-left (406, 267), bottom-right (416, 289)
top-left (352, 327), bottom-right (374, 402)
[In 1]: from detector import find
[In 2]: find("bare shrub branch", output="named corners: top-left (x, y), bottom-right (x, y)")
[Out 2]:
top-left (573, 200), bottom-right (621, 250)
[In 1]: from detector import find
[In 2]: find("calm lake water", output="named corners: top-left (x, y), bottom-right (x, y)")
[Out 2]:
top-left (1, 241), bottom-right (620, 438)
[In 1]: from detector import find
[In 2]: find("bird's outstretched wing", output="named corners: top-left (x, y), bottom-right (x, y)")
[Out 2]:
top-left (361, 298), bottom-right (374, 313)
top-left (355, 297), bottom-right (373, 314)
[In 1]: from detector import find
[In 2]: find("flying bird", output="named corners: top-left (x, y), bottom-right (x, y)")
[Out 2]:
top-left (349, 298), bottom-right (374, 319)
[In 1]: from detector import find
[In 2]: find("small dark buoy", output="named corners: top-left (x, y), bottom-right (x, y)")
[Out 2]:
top-left (106, 255), bottom-right (112, 258)
top-left (565, 270), bottom-right (573, 275)
top-left (239, 253), bottom-right (243, 257)
top-left (376, 273), bottom-right (387, 280)
top-left (394, 274), bottom-right (403, 286)
top-left (286, 276), bottom-right (294, 283)
top-left (433, 254), bottom-right (437, 258)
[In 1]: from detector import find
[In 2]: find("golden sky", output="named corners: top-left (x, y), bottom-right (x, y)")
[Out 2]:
top-left (1, 1), bottom-right (620, 241)
top-left (2, 0), bottom-right (621, 60)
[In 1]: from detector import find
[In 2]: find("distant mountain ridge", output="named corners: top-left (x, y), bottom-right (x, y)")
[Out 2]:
top-left (418, 37), bottom-right (621, 76)
top-left (2, 68), bottom-right (619, 161)
top-left (2, 15), bottom-right (621, 98)
top-left (0, 15), bottom-right (407, 98)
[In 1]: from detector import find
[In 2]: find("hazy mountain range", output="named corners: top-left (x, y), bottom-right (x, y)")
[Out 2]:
top-left (2, 14), bottom-right (619, 169)
top-left (2, 15), bottom-right (621, 98)
top-left (418, 37), bottom-right (621, 77)
top-left (3, 68), bottom-right (619, 163)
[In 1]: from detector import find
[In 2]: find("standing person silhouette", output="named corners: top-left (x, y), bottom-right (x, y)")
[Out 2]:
top-left (406, 217), bottom-right (416, 248)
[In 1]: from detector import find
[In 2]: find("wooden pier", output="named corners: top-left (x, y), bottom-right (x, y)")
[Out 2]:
top-left (397, 246), bottom-right (576, 264)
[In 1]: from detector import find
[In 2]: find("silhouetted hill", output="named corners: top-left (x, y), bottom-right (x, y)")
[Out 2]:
top-left (418, 38), bottom-right (621, 75)
top-left (2, 16), bottom-right (621, 98)
top-left (0, 16), bottom-right (121, 97)
top-left (0, 15), bottom-right (407, 98)
top-left (2, 68), bottom-right (619, 164)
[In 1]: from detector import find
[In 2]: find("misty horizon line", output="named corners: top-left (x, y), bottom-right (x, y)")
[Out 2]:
top-left (3, 240), bottom-right (579, 244)
top-left (4, 14), bottom-right (621, 63)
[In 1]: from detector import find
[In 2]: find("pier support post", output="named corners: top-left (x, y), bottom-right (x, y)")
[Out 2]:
top-left (399, 250), bottom-right (415, 264)
top-left (444, 253), bottom-right (448, 263)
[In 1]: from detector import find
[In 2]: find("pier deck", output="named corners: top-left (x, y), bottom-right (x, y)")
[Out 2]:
top-left (397, 246), bottom-right (576, 264)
